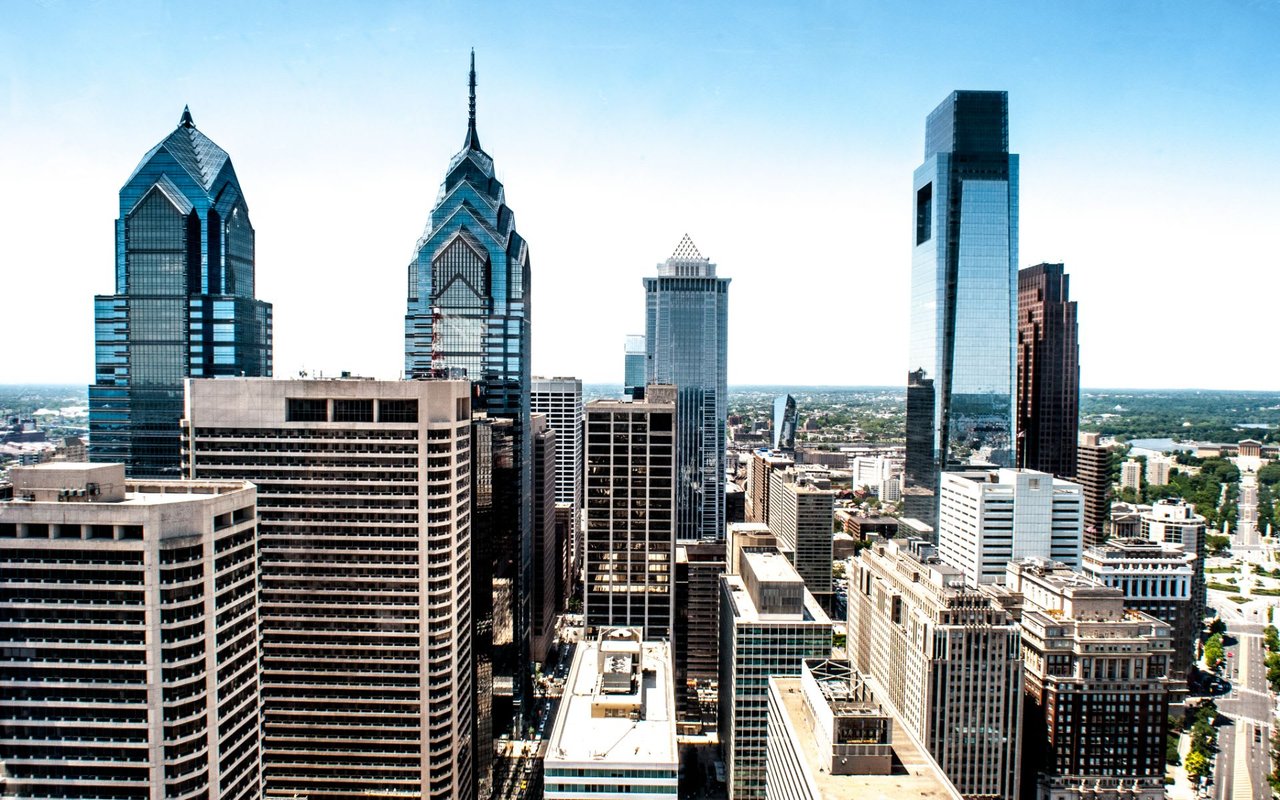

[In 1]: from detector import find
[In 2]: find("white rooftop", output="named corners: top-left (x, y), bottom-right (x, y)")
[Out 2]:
top-left (545, 635), bottom-right (676, 768)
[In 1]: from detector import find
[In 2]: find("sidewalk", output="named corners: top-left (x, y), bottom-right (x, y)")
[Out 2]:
top-left (1167, 731), bottom-right (1197, 800)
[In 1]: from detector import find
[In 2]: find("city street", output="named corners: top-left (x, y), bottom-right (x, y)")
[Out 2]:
top-left (1210, 591), bottom-right (1274, 800)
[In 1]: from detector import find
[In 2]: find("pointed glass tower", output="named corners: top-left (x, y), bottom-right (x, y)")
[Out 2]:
top-left (645, 235), bottom-right (730, 542)
top-left (404, 52), bottom-right (533, 743)
top-left (89, 107), bottom-right (273, 477)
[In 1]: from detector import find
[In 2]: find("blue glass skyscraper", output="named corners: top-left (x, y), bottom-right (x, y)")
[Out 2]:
top-left (623, 334), bottom-right (646, 399)
top-left (905, 91), bottom-right (1018, 525)
top-left (403, 53), bottom-right (533, 736)
top-left (89, 107), bottom-right (272, 478)
top-left (645, 235), bottom-right (729, 542)
top-left (772, 393), bottom-right (797, 452)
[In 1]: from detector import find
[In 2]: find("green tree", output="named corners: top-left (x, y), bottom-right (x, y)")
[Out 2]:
top-left (1258, 462), bottom-right (1280, 487)
top-left (1209, 618), bottom-right (1228, 636)
top-left (1185, 750), bottom-right (1211, 781)
top-left (1204, 634), bottom-right (1225, 671)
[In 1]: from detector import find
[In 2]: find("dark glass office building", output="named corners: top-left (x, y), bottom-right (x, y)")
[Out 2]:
top-left (645, 235), bottom-right (729, 542)
top-left (403, 54), bottom-right (533, 735)
top-left (905, 90), bottom-right (1018, 526)
top-left (1016, 262), bottom-right (1079, 478)
top-left (89, 107), bottom-right (272, 478)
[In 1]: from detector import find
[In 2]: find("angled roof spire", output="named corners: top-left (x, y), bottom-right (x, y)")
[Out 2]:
top-left (463, 49), bottom-right (481, 151)
top-left (180, 105), bottom-right (195, 128)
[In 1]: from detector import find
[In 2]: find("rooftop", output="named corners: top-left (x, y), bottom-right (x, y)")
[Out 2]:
top-left (771, 675), bottom-right (963, 800)
top-left (545, 632), bottom-right (676, 768)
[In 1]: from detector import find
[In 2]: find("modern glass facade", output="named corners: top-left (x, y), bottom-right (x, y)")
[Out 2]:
top-left (89, 107), bottom-right (272, 477)
top-left (624, 334), bottom-right (646, 399)
top-left (403, 53), bottom-right (534, 734)
top-left (1016, 262), bottom-right (1079, 478)
top-left (644, 235), bottom-right (729, 542)
top-left (905, 90), bottom-right (1018, 526)
top-left (771, 393), bottom-right (796, 451)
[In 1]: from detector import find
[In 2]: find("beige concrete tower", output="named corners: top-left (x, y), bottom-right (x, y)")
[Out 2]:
top-left (0, 463), bottom-right (260, 799)
top-left (184, 378), bottom-right (474, 800)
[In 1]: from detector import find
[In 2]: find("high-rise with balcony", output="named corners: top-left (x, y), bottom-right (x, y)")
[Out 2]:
top-left (1073, 433), bottom-right (1111, 548)
top-left (0, 463), bottom-right (260, 799)
top-left (403, 53), bottom-right (533, 732)
top-left (90, 107), bottom-right (272, 478)
top-left (645, 235), bottom-right (729, 541)
top-left (1016, 263), bottom-right (1079, 478)
top-left (184, 378), bottom-right (475, 800)
top-left (905, 91), bottom-right (1018, 527)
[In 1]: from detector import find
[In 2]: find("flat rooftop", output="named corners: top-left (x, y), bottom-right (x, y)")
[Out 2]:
top-left (545, 638), bottom-right (676, 767)
top-left (771, 677), bottom-right (962, 800)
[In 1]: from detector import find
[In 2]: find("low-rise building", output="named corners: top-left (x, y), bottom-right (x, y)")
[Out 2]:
top-left (544, 629), bottom-right (677, 799)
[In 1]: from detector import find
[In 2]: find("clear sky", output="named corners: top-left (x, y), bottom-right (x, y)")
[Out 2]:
top-left (2, 1), bottom-right (1277, 389)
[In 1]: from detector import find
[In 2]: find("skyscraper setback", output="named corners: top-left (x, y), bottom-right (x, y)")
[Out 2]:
top-left (89, 107), bottom-right (273, 478)
top-left (1016, 262), bottom-right (1079, 477)
top-left (645, 235), bottom-right (730, 541)
top-left (403, 52), bottom-right (534, 730)
top-left (905, 90), bottom-right (1018, 526)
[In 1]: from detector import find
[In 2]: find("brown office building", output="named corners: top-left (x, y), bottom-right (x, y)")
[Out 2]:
top-left (1074, 433), bottom-right (1111, 548)
top-left (1016, 263), bottom-right (1079, 479)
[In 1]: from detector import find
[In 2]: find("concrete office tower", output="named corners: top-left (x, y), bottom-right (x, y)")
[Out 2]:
top-left (1074, 432), bottom-right (1111, 548)
top-left (765, 659), bottom-right (964, 800)
top-left (531, 376), bottom-right (583, 545)
top-left (1001, 561), bottom-right (1173, 800)
top-left (583, 387), bottom-right (676, 639)
top-left (674, 540), bottom-right (726, 727)
top-left (1141, 499), bottom-right (1207, 641)
top-left (906, 91), bottom-right (1019, 528)
top-left (768, 468), bottom-right (836, 609)
top-left (846, 538), bottom-right (1023, 800)
top-left (0, 463), bottom-right (260, 799)
top-left (746, 448), bottom-right (794, 524)
top-left (852, 455), bottom-right (893, 493)
top-left (1016, 263), bottom-right (1079, 477)
top-left (773, 393), bottom-right (797, 452)
top-left (90, 108), bottom-right (272, 478)
top-left (184, 378), bottom-right (476, 800)
top-left (531, 414), bottom-right (558, 665)
top-left (720, 550), bottom-right (832, 800)
top-left (1081, 538), bottom-right (1197, 682)
top-left (645, 235), bottom-right (730, 541)
top-left (624, 335), bottom-right (646, 399)
top-left (937, 468), bottom-right (1084, 587)
top-left (543, 629), bottom-right (678, 799)
top-left (1121, 459), bottom-right (1142, 491)
top-left (727, 521), bottom-right (779, 574)
top-left (403, 54), bottom-right (534, 730)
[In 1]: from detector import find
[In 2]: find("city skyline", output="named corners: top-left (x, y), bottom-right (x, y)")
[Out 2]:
top-left (3, 2), bottom-right (1279, 390)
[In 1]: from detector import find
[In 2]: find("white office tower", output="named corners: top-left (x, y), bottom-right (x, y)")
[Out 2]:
top-left (937, 468), bottom-right (1083, 587)
top-left (531, 376), bottom-right (583, 563)
top-left (0, 463), bottom-right (261, 799)
top-left (720, 549), bottom-right (831, 799)
top-left (846, 538), bottom-right (1023, 800)
top-left (543, 628), bottom-right (677, 798)
top-left (765, 659), bottom-right (962, 800)
top-left (1145, 455), bottom-right (1172, 486)
top-left (184, 378), bottom-right (476, 799)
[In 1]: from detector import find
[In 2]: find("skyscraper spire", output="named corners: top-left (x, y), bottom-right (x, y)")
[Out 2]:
top-left (180, 104), bottom-right (194, 128)
top-left (464, 48), bottom-right (481, 151)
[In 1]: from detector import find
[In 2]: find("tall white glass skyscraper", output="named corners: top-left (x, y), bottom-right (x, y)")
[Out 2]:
top-left (905, 90), bottom-right (1019, 526)
top-left (644, 235), bottom-right (729, 542)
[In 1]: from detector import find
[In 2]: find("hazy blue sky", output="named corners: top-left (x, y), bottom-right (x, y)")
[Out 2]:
top-left (2, 1), bottom-right (1277, 389)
